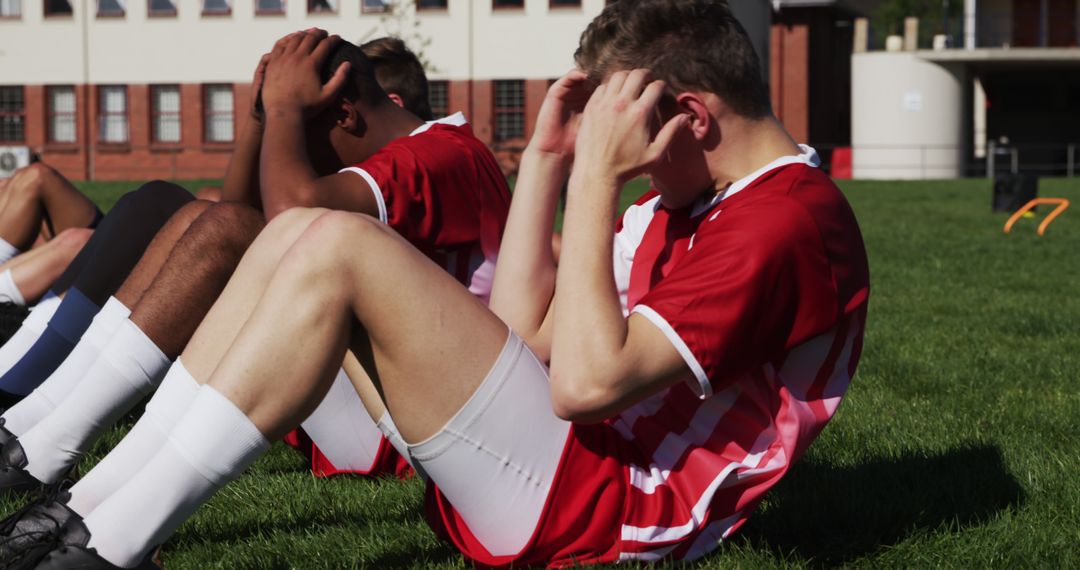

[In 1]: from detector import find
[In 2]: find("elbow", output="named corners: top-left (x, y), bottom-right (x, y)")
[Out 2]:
top-left (266, 184), bottom-right (318, 220)
top-left (549, 369), bottom-right (617, 424)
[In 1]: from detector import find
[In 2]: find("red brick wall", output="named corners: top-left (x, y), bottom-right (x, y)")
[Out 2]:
top-left (770, 21), bottom-right (810, 144)
top-left (19, 78), bottom-right (550, 181)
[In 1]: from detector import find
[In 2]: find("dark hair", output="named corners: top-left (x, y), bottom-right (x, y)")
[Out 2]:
top-left (320, 40), bottom-right (388, 107)
top-left (575, 0), bottom-right (771, 119)
top-left (360, 37), bottom-right (433, 120)
top-left (254, 39), bottom-right (387, 116)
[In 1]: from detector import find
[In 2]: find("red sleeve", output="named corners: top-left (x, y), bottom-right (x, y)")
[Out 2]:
top-left (631, 199), bottom-right (840, 397)
top-left (345, 135), bottom-right (482, 250)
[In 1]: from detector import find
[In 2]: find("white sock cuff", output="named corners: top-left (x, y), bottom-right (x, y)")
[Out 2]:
top-left (84, 297), bottom-right (132, 346)
top-left (23, 293), bottom-right (62, 331)
top-left (0, 269), bottom-right (25, 306)
top-left (168, 385), bottom-right (269, 486)
top-left (144, 359), bottom-right (202, 432)
top-left (99, 320), bottom-right (169, 396)
top-left (0, 237), bottom-right (20, 265)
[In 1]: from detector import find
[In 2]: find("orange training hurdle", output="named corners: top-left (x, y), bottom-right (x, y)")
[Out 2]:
top-left (1003, 198), bottom-right (1070, 236)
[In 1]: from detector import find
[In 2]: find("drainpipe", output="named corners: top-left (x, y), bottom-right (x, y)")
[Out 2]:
top-left (81, 1), bottom-right (93, 180)
top-left (964, 0), bottom-right (976, 49)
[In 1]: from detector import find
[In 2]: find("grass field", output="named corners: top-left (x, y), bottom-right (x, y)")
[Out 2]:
top-left (3, 177), bottom-right (1080, 568)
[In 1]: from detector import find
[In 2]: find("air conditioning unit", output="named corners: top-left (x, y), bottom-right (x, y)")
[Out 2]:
top-left (0, 146), bottom-right (31, 179)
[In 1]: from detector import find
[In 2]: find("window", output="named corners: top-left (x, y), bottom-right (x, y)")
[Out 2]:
top-left (148, 0), bottom-right (176, 15)
top-left (0, 87), bottom-right (24, 143)
top-left (417, 0), bottom-right (447, 9)
top-left (550, 0), bottom-right (580, 6)
top-left (202, 0), bottom-right (230, 15)
top-left (97, 0), bottom-right (124, 16)
top-left (428, 80), bottom-right (448, 118)
top-left (493, 80), bottom-right (524, 141)
top-left (98, 86), bottom-right (128, 144)
top-left (308, 0), bottom-right (335, 12)
top-left (151, 85), bottom-right (181, 143)
top-left (361, 0), bottom-right (387, 13)
top-left (203, 85), bottom-right (234, 143)
top-left (493, 0), bottom-right (523, 8)
top-left (47, 86), bottom-right (77, 144)
top-left (0, 0), bottom-right (21, 18)
top-left (44, 0), bottom-right (72, 16)
top-left (257, 0), bottom-right (283, 13)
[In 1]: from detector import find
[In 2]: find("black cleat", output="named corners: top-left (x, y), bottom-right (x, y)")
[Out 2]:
top-left (28, 518), bottom-right (160, 570)
top-left (0, 419), bottom-right (14, 448)
top-left (0, 491), bottom-right (79, 568)
top-left (0, 439), bottom-right (46, 497)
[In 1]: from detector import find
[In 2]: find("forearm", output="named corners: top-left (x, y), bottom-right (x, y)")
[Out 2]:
top-left (549, 168), bottom-right (629, 419)
top-left (259, 110), bottom-right (319, 219)
top-left (220, 118), bottom-right (264, 207)
top-left (489, 150), bottom-right (567, 353)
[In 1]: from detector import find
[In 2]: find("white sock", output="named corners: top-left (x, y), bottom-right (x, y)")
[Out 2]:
top-left (0, 269), bottom-right (25, 306)
top-left (83, 385), bottom-right (269, 567)
top-left (0, 237), bottom-right (20, 265)
top-left (0, 293), bottom-right (60, 377)
top-left (67, 358), bottom-right (201, 517)
top-left (21, 319), bottom-right (169, 483)
top-left (1, 297), bottom-right (131, 435)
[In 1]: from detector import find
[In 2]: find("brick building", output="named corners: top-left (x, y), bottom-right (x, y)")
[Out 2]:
top-left (1, 0), bottom-right (842, 181)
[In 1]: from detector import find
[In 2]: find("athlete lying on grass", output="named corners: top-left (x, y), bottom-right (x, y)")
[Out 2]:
top-left (7, 0), bottom-right (867, 567)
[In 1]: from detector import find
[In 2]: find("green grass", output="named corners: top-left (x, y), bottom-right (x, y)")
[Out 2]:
top-left (5, 177), bottom-right (1080, 568)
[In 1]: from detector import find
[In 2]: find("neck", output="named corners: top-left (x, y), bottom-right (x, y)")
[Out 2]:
top-left (345, 102), bottom-right (426, 165)
top-left (705, 115), bottom-right (802, 193)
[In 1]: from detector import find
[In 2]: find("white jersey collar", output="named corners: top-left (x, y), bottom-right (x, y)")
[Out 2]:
top-left (689, 144), bottom-right (820, 218)
top-left (409, 111), bottom-right (469, 136)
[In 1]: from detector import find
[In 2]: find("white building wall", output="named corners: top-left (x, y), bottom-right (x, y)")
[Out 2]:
top-left (852, 51), bottom-right (966, 179)
top-left (0, 0), bottom-right (612, 85)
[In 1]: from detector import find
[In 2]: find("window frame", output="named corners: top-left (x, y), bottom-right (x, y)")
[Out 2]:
top-left (428, 80), bottom-right (449, 119)
top-left (150, 84), bottom-right (182, 145)
top-left (0, 86), bottom-right (26, 144)
top-left (492, 79), bottom-right (526, 142)
top-left (96, 0), bottom-right (125, 18)
top-left (44, 0), bottom-right (74, 18)
top-left (416, 0), bottom-right (448, 11)
top-left (96, 84), bottom-right (130, 146)
top-left (549, 0), bottom-right (581, 8)
top-left (202, 84), bottom-right (235, 145)
top-left (360, 0), bottom-right (388, 14)
top-left (0, 0), bottom-right (23, 20)
top-left (255, 0), bottom-right (285, 15)
top-left (46, 85), bottom-right (78, 145)
top-left (492, 0), bottom-right (524, 10)
top-left (147, 0), bottom-right (178, 17)
top-left (307, 0), bottom-right (337, 14)
top-left (201, 0), bottom-right (232, 16)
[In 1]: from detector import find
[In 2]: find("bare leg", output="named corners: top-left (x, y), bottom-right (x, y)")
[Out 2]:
top-left (2, 228), bottom-right (93, 304)
top-left (204, 211), bottom-right (506, 442)
top-left (113, 200), bottom-right (213, 308)
top-left (128, 202), bottom-right (265, 358)
top-left (0, 164), bottom-right (98, 251)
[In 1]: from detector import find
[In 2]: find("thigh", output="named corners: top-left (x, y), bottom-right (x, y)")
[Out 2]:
top-left (407, 332), bottom-right (571, 557)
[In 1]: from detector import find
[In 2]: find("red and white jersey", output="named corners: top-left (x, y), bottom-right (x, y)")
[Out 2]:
top-left (286, 113), bottom-right (511, 479)
top-left (427, 146), bottom-right (870, 567)
top-left (340, 112), bottom-right (511, 302)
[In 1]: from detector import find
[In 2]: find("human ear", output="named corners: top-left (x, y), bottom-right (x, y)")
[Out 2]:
top-left (337, 99), bottom-right (363, 135)
top-left (387, 93), bottom-right (405, 109)
top-left (674, 93), bottom-right (711, 142)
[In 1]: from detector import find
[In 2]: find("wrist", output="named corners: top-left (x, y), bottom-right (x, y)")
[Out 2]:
top-left (521, 148), bottom-right (571, 173)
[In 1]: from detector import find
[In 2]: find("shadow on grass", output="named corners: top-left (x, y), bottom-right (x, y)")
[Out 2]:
top-left (732, 444), bottom-right (1024, 565)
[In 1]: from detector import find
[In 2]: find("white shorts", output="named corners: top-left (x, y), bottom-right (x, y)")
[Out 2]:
top-left (381, 330), bottom-right (572, 557)
top-left (300, 368), bottom-right (386, 472)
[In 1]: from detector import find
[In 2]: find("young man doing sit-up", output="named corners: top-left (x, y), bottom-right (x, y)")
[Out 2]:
top-left (16, 1), bottom-right (866, 567)
top-left (0, 32), bottom-right (507, 514)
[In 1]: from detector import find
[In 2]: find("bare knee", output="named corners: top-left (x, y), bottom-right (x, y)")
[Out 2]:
top-left (186, 202), bottom-right (266, 257)
top-left (264, 206), bottom-right (332, 236)
top-left (289, 211), bottom-right (384, 272)
top-left (7, 163), bottom-right (54, 202)
top-left (52, 227), bottom-right (93, 252)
